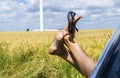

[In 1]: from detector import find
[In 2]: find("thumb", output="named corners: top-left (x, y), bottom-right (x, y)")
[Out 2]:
top-left (64, 16), bottom-right (82, 31)
top-left (74, 16), bottom-right (82, 23)
top-left (61, 30), bottom-right (68, 36)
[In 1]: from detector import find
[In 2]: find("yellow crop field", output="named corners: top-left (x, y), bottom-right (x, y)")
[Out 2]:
top-left (0, 30), bottom-right (113, 78)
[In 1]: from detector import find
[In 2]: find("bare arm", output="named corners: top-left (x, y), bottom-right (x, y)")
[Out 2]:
top-left (49, 16), bottom-right (96, 77)
top-left (64, 35), bottom-right (96, 77)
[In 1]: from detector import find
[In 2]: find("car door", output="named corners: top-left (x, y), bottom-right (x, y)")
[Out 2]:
top-left (90, 25), bottom-right (120, 78)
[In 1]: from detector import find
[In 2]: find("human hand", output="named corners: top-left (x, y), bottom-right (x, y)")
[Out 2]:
top-left (49, 30), bottom-right (68, 55)
top-left (64, 16), bottom-right (82, 32)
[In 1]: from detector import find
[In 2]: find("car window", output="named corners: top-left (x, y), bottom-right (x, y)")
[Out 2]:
top-left (107, 42), bottom-right (120, 78)
top-left (90, 25), bottom-right (120, 78)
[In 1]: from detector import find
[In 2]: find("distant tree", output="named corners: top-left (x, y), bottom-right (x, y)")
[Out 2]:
top-left (26, 28), bottom-right (30, 32)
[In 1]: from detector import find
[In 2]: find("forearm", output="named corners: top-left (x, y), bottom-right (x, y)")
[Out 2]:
top-left (58, 47), bottom-right (82, 72)
top-left (69, 42), bottom-right (96, 76)
top-left (64, 37), bottom-right (96, 77)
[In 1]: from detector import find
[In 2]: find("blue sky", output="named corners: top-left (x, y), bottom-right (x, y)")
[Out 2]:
top-left (44, 0), bottom-right (120, 30)
top-left (0, 0), bottom-right (39, 31)
top-left (0, 0), bottom-right (120, 31)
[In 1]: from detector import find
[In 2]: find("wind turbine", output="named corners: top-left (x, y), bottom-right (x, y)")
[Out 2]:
top-left (40, 0), bottom-right (43, 31)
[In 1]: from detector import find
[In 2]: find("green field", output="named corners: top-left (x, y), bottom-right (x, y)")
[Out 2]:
top-left (0, 30), bottom-right (113, 78)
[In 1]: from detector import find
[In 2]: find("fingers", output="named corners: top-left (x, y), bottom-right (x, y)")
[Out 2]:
top-left (61, 30), bottom-right (68, 36)
top-left (54, 30), bottom-right (68, 42)
top-left (64, 16), bottom-right (82, 31)
top-left (55, 30), bottom-right (76, 49)
top-left (55, 15), bottom-right (81, 45)
top-left (74, 16), bottom-right (82, 23)
top-left (64, 23), bottom-right (69, 31)
top-left (63, 33), bottom-right (72, 47)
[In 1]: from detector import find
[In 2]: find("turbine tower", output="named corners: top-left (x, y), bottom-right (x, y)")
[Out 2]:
top-left (40, 0), bottom-right (43, 31)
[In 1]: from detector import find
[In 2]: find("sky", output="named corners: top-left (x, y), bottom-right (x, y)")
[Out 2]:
top-left (0, 0), bottom-right (120, 31)
top-left (44, 0), bottom-right (120, 30)
top-left (0, 0), bottom-right (39, 31)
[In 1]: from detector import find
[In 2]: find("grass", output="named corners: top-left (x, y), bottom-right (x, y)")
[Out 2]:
top-left (0, 30), bottom-right (113, 78)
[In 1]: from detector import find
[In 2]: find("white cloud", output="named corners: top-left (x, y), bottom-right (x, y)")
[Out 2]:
top-left (0, 5), bottom-right (11, 12)
top-left (0, 0), bottom-right (40, 31)
top-left (86, 0), bottom-right (114, 8)
top-left (19, 3), bottom-right (27, 12)
top-left (116, 8), bottom-right (120, 12)
top-left (43, 0), bottom-right (120, 29)
top-left (27, 0), bottom-right (39, 5)
top-left (73, 9), bottom-right (87, 16)
top-left (44, 0), bottom-right (114, 10)
top-left (0, 0), bottom-right (120, 31)
top-left (90, 14), bottom-right (101, 20)
top-left (26, 0), bottom-right (39, 10)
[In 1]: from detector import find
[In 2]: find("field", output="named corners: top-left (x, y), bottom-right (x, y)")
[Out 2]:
top-left (0, 30), bottom-right (113, 78)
